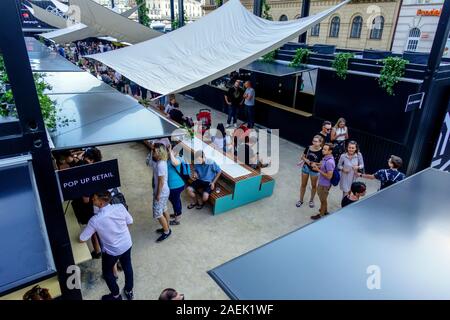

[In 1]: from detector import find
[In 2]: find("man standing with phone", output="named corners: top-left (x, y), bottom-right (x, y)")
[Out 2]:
top-left (311, 143), bottom-right (335, 220)
top-left (224, 80), bottom-right (244, 128)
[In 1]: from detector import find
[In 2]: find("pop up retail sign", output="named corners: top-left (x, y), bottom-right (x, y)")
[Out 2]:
top-left (57, 159), bottom-right (121, 200)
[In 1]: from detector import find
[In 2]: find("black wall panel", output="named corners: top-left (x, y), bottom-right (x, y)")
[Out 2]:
top-left (314, 69), bottom-right (420, 144)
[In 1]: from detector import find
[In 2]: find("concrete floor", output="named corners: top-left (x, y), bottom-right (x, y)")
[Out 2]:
top-left (79, 94), bottom-right (379, 300)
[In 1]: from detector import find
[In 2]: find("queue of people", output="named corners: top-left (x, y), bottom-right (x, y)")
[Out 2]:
top-left (298, 118), bottom-right (406, 220)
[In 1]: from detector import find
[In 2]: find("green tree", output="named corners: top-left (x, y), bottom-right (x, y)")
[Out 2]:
top-left (262, 0), bottom-right (272, 20)
top-left (172, 12), bottom-right (188, 30)
top-left (136, 0), bottom-right (150, 27)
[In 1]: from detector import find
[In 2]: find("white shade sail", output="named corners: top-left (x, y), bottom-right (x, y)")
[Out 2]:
top-left (36, 0), bottom-right (147, 44)
top-left (70, 0), bottom-right (160, 44)
top-left (87, 0), bottom-right (349, 97)
top-left (27, 3), bottom-right (68, 29)
top-left (40, 23), bottom-right (97, 44)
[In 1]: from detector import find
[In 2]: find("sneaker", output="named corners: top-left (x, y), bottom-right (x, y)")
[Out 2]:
top-left (169, 220), bottom-right (180, 226)
top-left (309, 201), bottom-right (315, 208)
top-left (101, 293), bottom-right (122, 301)
top-left (296, 200), bottom-right (303, 207)
top-left (91, 251), bottom-right (102, 259)
top-left (310, 214), bottom-right (322, 220)
top-left (156, 229), bottom-right (172, 242)
top-left (124, 289), bottom-right (134, 301)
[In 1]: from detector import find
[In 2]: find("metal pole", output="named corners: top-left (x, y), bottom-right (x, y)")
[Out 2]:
top-left (293, 75), bottom-right (299, 108)
top-left (178, 0), bottom-right (184, 27)
top-left (299, 0), bottom-right (311, 43)
top-left (253, 0), bottom-right (262, 17)
top-left (170, 0), bottom-right (175, 24)
top-left (407, 0), bottom-right (450, 175)
top-left (0, 0), bottom-right (81, 299)
top-left (111, 0), bottom-right (115, 9)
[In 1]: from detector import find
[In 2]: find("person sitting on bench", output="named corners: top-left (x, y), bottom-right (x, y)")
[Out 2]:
top-left (187, 151), bottom-right (221, 210)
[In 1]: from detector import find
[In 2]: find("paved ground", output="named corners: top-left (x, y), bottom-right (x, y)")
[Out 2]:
top-left (79, 94), bottom-right (379, 300)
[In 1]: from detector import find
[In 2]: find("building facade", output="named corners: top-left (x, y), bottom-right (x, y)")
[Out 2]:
top-left (205, 0), bottom-right (402, 51)
top-left (391, 0), bottom-right (446, 54)
top-left (145, 0), bottom-right (203, 21)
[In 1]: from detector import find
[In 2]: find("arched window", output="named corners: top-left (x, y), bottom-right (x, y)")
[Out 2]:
top-left (279, 14), bottom-right (288, 21)
top-left (311, 23), bottom-right (320, 37)
top-left (370, 16), bottom-right (384, 40)
top-left (406, 28), bottom-right (421, 51)
top-left (350, 16), bottom-right (363, 38)
top-left (329, 16), bottom-right (340, 38)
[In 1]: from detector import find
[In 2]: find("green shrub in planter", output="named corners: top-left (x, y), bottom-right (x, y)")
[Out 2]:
top-left (261, 49), bottom-right (278, 63)
top-left (332, 52), bottom-right (354, 80)
top-left (378, 57), bottom-right (408, 96)
top-left (289, 48), bottom-right (311, 67)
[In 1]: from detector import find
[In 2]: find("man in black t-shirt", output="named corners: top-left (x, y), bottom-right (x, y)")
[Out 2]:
top-left (341, 181), bottom-right (366, 208)
top-left (318, 121), bottom-right (332, 144)
top-left (224, 80), bottom-right (244, 128)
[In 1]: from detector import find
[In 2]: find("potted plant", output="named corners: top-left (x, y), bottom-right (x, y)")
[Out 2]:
top-left (378, 57), bottom-right (409, 96)
top-left (261, 49), bottom-right (278, 63)
top-left (289, 48), bottom-right (311, 67)
top-left (332, 52), bottom-right (354, 80)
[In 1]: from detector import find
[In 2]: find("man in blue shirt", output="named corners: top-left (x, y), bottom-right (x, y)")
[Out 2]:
top-left (359, 155), bottom-right (405, 190)
top-left (187, 151), bottom-right (222, 210)
top-left (243, 81), bottom-right (256, 128)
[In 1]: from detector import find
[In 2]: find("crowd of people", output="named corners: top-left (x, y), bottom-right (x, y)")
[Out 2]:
top-left (297, 118), bottom-right (406, 220)
top-left (47, 39), bottom-right (409, 300)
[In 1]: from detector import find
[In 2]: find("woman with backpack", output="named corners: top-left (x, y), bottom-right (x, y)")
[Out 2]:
top-left (337, 141), bottom-right (364, 198)
top-left (167, 143), bottom-right (190, 225)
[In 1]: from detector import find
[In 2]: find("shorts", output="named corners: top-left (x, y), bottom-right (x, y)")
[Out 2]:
top-left (190, 179), bottom-right (212, 195)
top-left (153, 195), bottom-right (169, 219)
top-left (302, 165), bottom-right (319, 177)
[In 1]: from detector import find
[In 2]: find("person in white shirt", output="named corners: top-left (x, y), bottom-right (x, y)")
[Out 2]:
top-left (164, 97), bottom-right (177, 115)
top-left (80, 191), bottom-right (134, 300)
top-left (149, 143), bottom-right (172, 242)
top-left (211, 123), bottom-right (231, 153)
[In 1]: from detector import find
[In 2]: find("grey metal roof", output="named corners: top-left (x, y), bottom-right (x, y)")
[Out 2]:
top-left (209, 168), bottom-right (450, 299)
top-left (0, 155), bottom-right (56, 295)
top-left (241, 60), bottom-right (317, 77)
top-left (23, 37), bottom-right (178, 150)
top-left (26, 37), bottom-right (81, 72)
top-left (50, 92), bottom-right (178, 150)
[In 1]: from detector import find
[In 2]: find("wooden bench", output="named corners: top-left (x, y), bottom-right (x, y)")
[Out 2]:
top-left (209, 179), bottom-right (233, 205)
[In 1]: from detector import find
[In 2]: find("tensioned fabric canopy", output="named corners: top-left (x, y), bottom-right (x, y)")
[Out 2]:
top-left (68, 0), bottom-right (160, 44)
top-left (35, 0), bottom-right (146, 44)
top-left (26, 3), bottom-right (68, 29)
top-left (87, 0), bottom-right (349, 97)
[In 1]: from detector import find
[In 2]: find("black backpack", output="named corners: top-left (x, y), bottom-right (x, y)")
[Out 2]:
top-left (381, 170), bottom-right (402, 190)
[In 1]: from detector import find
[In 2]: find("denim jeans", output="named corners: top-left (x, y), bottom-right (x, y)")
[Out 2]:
top-left (227, 104), bottom-right (238, 125)
top-left (245, 104), bottom-right (254, 128)
top-left (169, 186), bottom-right (185, 216)
top-left (102, 247), bottom-right (134, 296)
